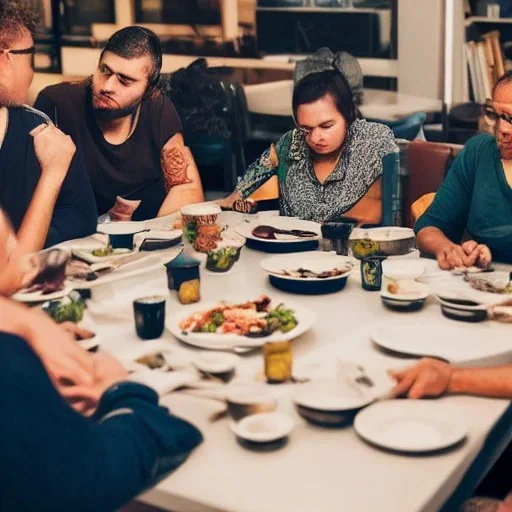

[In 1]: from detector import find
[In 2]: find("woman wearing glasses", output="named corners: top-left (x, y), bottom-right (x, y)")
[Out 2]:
top-left (415, 72), bottom-right (512, 269)
top-left (219, 49), bottom-right (397, 225)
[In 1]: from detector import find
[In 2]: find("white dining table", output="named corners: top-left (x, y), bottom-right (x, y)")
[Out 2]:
top-left (243, 80), bottom-right (443, 121)
top-left (81, 212), bottom-right (511, 512)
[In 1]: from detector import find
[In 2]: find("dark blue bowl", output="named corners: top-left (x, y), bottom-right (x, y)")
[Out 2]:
top-left (246, 238), bottom-right (319, 253)
top-left (268, 273), bottom-right (349, 295)
top-left (381, 296), bottom-right (425, 312)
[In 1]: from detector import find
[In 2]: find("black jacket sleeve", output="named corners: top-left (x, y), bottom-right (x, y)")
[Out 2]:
top-left (0, 332), bottom-right (203, 512)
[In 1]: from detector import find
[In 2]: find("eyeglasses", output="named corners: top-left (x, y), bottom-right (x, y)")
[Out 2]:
top-left (4, 46), bottom-right (36, 56)
top-left (483, 100), bottom-right (512, 126)
top-left (2, 46), bottom-right (36, 66)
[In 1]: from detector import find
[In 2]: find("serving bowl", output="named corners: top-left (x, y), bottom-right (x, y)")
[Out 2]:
top-left (293, 380), bottom-right (373, 427)
top-left (349, 227), bottom-right (416, 259)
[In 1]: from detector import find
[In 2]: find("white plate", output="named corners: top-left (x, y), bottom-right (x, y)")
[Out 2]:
top-left (354, 400), bottom-right (467, 453)
top-left (12, 284), bottom-right (74, 303)
top-left (72, 248), bottom-right (133, 264)
top-left (370, 317), bottom-right (512, 364)
top-left (97, 221), bottom-right (147, 235)
top-left (381, 281), bottom-right (429, 301)
top-left (194, 352), bottom-right (238, 373)
top-left (166, 300), bottom-right (316, 350)
top-left (382, 259), bottom-right (426, 281)
top-left (293, 379), bottom-right (373, 411)
top-left (230, 412), bottom-right (295, 443)
top-left (261, 252), bottom-right (354, 282)
top-left (235, 217), bottom-right (321, 244)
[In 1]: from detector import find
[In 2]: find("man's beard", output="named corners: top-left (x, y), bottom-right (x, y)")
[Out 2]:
top-left (93, 97), bottom-right (141, 121)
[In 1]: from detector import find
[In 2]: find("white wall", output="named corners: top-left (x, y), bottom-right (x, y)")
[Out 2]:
top-left (398, 0), bottom-right (445, 100)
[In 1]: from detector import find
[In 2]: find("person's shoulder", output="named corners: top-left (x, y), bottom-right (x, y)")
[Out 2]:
top-left (350, 119), bottom-right (397, 150)
top-left (462, 132), bottom-right (496, 154)
top-left (8, 105), bottom-right (51, 133)
top-left (39, 80), bottom-right (86, 103)
top-left (146, 92), bottom-right (177, 116)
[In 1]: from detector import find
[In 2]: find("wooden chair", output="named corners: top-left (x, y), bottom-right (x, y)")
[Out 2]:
top-left (402, 140), bottom-right (453, 228)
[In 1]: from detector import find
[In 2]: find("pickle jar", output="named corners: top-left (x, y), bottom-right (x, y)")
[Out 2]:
top-left (264, 341), bottom-right (292, 383)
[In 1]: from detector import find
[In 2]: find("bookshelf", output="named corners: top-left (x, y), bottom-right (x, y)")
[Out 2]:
top-left (465, 16), bottom-right (512, 25)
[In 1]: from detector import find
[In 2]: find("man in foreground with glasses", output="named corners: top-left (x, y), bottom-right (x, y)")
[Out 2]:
top-left (0, 1), bottom-right (97, 251)
top-left (415, 71), bottom-right (512, 269)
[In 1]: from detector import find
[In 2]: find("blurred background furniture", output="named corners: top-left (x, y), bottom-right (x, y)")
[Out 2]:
top-left (366, 112), bottom-right (427, 140)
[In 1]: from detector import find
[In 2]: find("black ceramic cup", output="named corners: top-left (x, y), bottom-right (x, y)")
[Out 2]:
top-left (133, 295), bottom-right (166, 340)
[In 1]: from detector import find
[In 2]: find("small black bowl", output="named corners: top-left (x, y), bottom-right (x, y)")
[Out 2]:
top-left (246, 238), bottom-right (319, 253)
top-left (440, 304), bottom-right (487, 323)
top-left (381, 296), bottom-right (425, 312)
top-left (295, 404), bottom-right (360, 428)
top-left (268, 274), bottom-right (349, 295)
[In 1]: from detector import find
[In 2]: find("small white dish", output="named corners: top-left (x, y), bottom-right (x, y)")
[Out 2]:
top-left (382, 259), bottom-right (426, 281)
top-left (180, 202), bottom-right (221, 217)
top-left (12, 284), bottom-right (74, 303)
top-left (381, 281), bottom-right (429, 301)
top-left (230, 412), bottom-right (295, 444)
top-left (354, 400), bottom-right (467, 453)
top-left (194, 352), bottom-right (238, 374)
top-left (97, 221), bottom-right (147, 235)
top-left (293, 380), bottom-right (373, 412)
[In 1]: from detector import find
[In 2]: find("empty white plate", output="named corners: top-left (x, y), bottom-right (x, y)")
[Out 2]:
top-left (370, 316), bottom-right (512, 364)
top-left (354, 400), bottom-right (467, 453)
top-left (230, 412), bottom-right (295, 443)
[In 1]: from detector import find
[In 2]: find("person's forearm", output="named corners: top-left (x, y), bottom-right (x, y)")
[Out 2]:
top-left (448, 365), bottom-right (512, 398)
top-left (158, 186), bottom-right (205, 216)
top-left (416, 227), bottom-right (455, 257)
top-left (17, 174), bottom-right (63, 252)
top-left (0, 297), bottom-right (31, 340)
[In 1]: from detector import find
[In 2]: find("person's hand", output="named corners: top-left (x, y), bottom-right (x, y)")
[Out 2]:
top-left (436, 243), bottom-right (475, 270)
top-left (215, 191), bottom-right (242, 210)
top-left (27, 308), bottom-right (95, 390)
top-left (461, 240), bottom-right (492, 268)
top-left (30, 124), bottom-right (76, 185)
top-left (388, 358), bottom-right (454, 399)
top-left (61, 352), bottom-right (128, 415)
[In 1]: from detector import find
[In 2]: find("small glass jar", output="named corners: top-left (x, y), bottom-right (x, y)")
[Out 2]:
top-left (264, 341), bottom-right (292, 383)
top-left (360, 256), bottom-right (386, 291)
top-left (164, 253), bottom-right (201, 304)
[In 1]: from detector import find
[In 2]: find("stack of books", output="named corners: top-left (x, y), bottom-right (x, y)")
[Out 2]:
top-left (466, 30), bottom-right (506, 103)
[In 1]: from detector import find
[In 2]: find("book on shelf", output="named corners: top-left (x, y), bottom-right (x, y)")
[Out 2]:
top-left (466, 30), bottom-right (506, 103)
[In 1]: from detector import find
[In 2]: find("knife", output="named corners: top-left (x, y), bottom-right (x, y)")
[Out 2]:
top-left (86, 252), bottom-right (148, 280)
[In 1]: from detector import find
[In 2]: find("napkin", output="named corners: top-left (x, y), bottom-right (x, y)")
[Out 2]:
top-left (128, 370), bottom-right (199, 396)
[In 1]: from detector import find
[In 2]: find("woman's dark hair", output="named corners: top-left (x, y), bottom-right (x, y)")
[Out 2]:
top-left (292, 70), bottom-right (360, 126)
top-left (100, 26), bottom-right (162, 88)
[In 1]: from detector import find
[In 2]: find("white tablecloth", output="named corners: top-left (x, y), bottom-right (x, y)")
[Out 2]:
top-left (84, 214), bottom-right (511, 512)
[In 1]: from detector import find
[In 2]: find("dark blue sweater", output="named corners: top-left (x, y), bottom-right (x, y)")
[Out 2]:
top-left (0, 332), bottom-right (203, 512)
top-left (0, 107), bottom-right (97, 247)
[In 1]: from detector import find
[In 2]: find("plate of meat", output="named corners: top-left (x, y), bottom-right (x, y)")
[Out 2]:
top-left (235, 217), bottom-right (321, 253)
top-left (166, 295), bottom-right (316, 350)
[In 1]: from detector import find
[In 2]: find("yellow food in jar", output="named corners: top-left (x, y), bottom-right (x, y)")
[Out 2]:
top-left (264, 341), bottom-right (292, 383)
top-left (178, 279), bottom-right (200, 304)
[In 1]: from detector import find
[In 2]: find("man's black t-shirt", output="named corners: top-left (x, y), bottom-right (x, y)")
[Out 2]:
top-left (0, 106), bottom-right (97, 247)
top-left (34, 82), bottom-right (182, 220)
